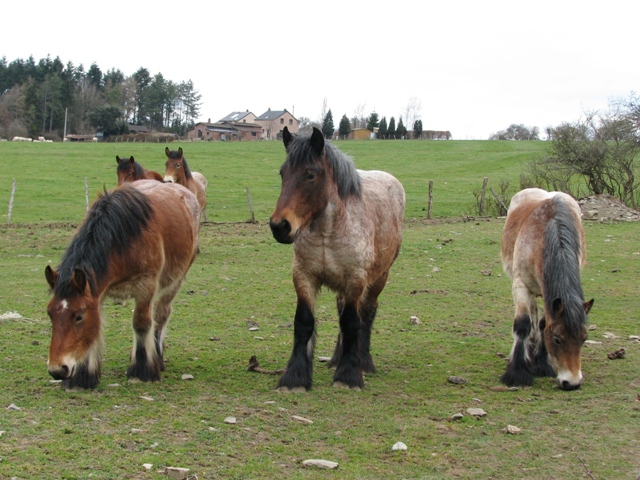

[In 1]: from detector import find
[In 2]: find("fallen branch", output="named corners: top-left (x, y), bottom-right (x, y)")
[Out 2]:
top-left (247, 355), bottom-right (285, 375)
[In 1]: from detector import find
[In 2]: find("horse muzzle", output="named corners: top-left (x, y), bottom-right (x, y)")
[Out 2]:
top-left (269, 218), bottom-right (295, 244)
top-left (48, 362), bottom-right (75, 380)
top-left (163, 176), bottom-right (175, 183)
top-left (556, 370), bottom-right (582, 391)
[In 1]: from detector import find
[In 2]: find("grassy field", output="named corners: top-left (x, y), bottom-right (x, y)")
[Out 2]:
top-left (0, 139), bottom-right (638, 479)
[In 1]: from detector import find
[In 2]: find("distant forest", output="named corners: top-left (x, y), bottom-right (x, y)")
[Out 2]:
top-left (0, 55), bottom-right (202, 139)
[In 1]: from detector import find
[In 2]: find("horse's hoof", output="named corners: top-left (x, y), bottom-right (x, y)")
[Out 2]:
top-left (276, 386), bottom-right (307, 393)
top-left (333, 381), bottom-right (361, 391)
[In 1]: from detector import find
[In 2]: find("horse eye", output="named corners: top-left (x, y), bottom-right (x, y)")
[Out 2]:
top-left (305, 169), bottom-right (317, 180)
top-left (75, 314), bottom-right (84, 323)
top-left (176, 164), bottom-right (181, 169)
top-left (553, 337), bottom-right (562, 346)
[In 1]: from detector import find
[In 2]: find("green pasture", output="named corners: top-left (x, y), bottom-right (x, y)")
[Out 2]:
top-left (0, 140), bottom-right (638, 479)
top-left (0, 139), bottom-right (542, 224)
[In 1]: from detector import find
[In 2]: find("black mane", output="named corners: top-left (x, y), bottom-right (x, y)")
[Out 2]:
top-left (285, 131), bottom-right (361, 199)
top-left (53, 186), bottom-right (153, 297)
top-left (543, 196), bottom-right (587, 334)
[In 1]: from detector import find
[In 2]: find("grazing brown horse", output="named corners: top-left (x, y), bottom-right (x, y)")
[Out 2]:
top-left (501, 188), bottom-right (594, 390)
top-left (45, 180), bottom-right (200, 390)
top-left (164, 147), bottom-right (208, 221)
top-left (116, 155), bottom-right (163, 185)
top-left (269, 127), bottom-right (405, 391)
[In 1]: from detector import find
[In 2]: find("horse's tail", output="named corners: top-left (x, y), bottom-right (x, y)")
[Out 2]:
top-left (542, 195), bottom-right (585, 325)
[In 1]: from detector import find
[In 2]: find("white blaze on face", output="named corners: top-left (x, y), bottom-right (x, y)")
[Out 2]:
top-left (163, 175), bottom-right (175, 183)
top-left (60, 300), bottom-right (68, 311)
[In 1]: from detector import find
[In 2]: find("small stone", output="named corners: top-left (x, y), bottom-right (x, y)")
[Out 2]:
top-left (139, 396), bottom-right (154, 402)
top-left (106, 383), bottom-right (121, 388)
top-left (466, 408), bottom-right (487, 417)
top-left (432, 267), bottom-right (441, 272)
top-left (603, 332), bottom-right (618, 339)
top-left (410, 316), bottom-right (421, 325)
top-left (585, 340), bottom-right (603, 345)
top-left (131, 428), bottom-right (144, 434)
top-left (248, 327), bottom-right (259, 331)
top-left (224, 416), bottom-right (236, 424)
top-left (181, 374), bottom-right (194, 380)
top-left (292, 415), bottom-right (313, 424)
top-left (506, 425), bottom-right (521, 434)
top-left (392, 441), bottom-right (408, 451)
top-left (451, 412), bottom-right (464, 420)
top-left (629, 335), bottom-right (640, 340)
top-left (254, 336), bottom-right (264, 340)
top-left (165, 467), bottom-right (190, 480)
top-left (318, 356), bottom-right (331, 362)
top-left (142, 463), bottom-right (153, 471)
top-left (480, 270), bottom-right (492, 276)
top-left (0, 431), bottom-right (6, 436)
top-left (447, 376), bottom-right (467, 385)
top-left (6, 404), bottom-right (20, 411)
top-left (302, 459), bottom-right (339, 469)
top-left (588, 325), bottom-right (597, 331)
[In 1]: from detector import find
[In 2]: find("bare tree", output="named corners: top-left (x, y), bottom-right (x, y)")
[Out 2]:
top-left (404, 97), bottom-right (422, 134)
top-left (351, 103), bottom-right (367, 129)
top-left (318, 97), bottom-right (328, 125)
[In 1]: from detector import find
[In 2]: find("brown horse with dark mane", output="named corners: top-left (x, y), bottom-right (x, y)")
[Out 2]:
top-left (45, 180), bottom-right (200, 390)
top-left (164, 147), bottom-right (208, 221)
top-left (116, 155), bottom-right (163, 185)
top-left (269, 127), bottom-right (405, 391)
top-left (501, 188), bottom-right (594, 390)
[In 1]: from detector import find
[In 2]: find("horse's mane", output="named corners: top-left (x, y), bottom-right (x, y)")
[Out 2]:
top-left (286, 132), bottom-right (361, 199)
top-left (543, 195), bottom-right (586, 334)
top-left (53, 187), bottom-right (153, 297)
top-left (167, 150), bottom-right (193, 179)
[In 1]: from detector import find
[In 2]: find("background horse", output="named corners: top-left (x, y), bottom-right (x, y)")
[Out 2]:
top-left (269, 127), bottom-right (405, 391)
top-left (116, 155), bottom-right (163, 185)
top-left (164, 147), bottom-right (208, 221)
top-left (45, 180), bottom-right (200, 390)
top-left (501, 188), bottom-right (594, 390)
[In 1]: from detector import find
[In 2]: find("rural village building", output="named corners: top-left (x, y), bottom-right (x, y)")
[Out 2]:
top-left (187, 109), bottom-right (299, 141)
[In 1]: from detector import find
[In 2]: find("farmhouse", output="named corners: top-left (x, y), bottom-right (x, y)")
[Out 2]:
top-left (186, 120), bottom-right (262, 141)
top-left (254, 108), bottom-right (299, 140)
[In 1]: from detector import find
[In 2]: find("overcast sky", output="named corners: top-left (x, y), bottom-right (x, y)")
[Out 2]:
top-left (3, 0), bottom-right (638, 139)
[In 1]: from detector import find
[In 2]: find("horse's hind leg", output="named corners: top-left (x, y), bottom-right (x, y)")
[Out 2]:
top-left (153, 286), bottom-right (180, 372)
top-left (500, 281), bottom-right (536, 387)
top-left (127, 295), bottom-right (161, 382)
top-left (328, 295), bottom-right (345, 369)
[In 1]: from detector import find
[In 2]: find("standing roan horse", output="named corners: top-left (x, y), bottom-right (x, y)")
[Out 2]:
top-left (269, 127), bottom-right (405, 391)
top-left (45, 180), bottom-right (200, 390)
top-left (501, 188), bottom-right (594, 390)
top-left (116, 155), bottom-right (163, 185)
top-left (164, 147), bottom-right (208, 221)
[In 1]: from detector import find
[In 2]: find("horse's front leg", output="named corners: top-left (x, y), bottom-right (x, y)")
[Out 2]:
top-left (277, 281), bottom-right (317, 391)
top-left (501, 279), bottom-right (535, 387)
top-left (127, 297), bottom-right (161, 382)
top-left (333, 288), bottom-right (365, 390)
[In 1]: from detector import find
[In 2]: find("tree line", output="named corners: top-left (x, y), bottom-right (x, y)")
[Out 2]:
top-left (0, 55), bottom-right (202, 140)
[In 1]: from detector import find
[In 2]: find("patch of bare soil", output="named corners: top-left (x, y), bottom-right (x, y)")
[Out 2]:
top-left (579, 194), bottom-right (640, 222)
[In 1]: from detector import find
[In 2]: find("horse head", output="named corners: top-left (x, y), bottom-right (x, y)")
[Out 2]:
top-left (45, 265), bottom-right (102, 388)
top-left (116, 156), bottom-right (137, 185)
top-left (542, 297), bottom-right (594, 390)
top-left (164, 147), bottom-right (189, 183)
top-left (270, 127), bottom-right (334, 244)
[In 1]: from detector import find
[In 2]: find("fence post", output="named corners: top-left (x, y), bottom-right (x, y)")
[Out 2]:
top-left (7, 178), bottom-right (16, 225)
top-left (427, 180), bottom-right (433, 220)
top-left (246, 187), bottom-right (256, 223)
top-left (479, 177), bottom-right (488, 216)
top-left (490, 187), bottom-right (509, 214)
top-left (85, 178), bottom-right (89, 212)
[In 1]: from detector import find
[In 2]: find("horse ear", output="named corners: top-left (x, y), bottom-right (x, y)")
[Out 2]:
top-left (178, 147), bottom-right (183, 157)
top-left (283, 127), bottom-right (292, 149)
top-left (116, 155), bottom-right (121, 163)
top-left (310, 127), bottom-right (325, 154)
top-left (71, 269), bottom-right (88, 294)
top-left (45, 266), bottom-right (58, 290)
top-left (165, 147), bottom-right (171, 157)
top-left (129, 156), bottom-right (135, 165)
top-left (551, 298), bottom-right (564, 317)
top-left (584, 298), bottom-right (594, 314)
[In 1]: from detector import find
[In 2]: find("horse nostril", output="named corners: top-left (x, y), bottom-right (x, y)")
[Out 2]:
top-left (559, 379), bottom-right (581, 391)
top-left (48, 364), bottom-right (70, 380)
top-left (269, 219), bottom-right (292, 242)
